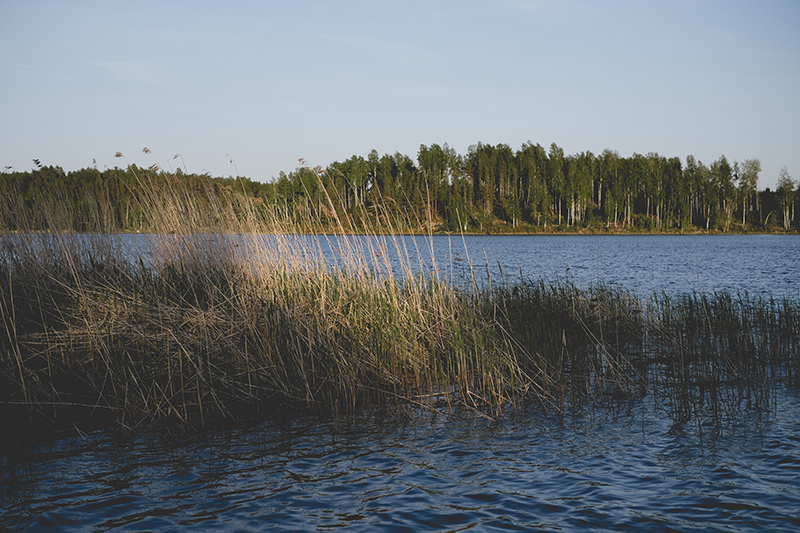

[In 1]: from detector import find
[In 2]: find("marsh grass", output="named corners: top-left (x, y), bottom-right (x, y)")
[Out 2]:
top-left (645, 291), bottom-right (800, 428)
top-left (1, 169), bottom-right (798, 428)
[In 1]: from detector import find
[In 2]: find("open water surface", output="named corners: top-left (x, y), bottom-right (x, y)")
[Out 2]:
top-left (313, 233), bottom-right (799, 299)
top-left (2, 393), bottom-right (800, 532)
top-left (435, 234), bottom-right (800, 299)
top-left (2, 234), bottom-right (799, 531)
top-left (25, 232), bottom-right (797, 298)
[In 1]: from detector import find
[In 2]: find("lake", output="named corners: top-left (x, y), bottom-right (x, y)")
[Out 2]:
top-left (119, 232), bottom-right (800, 298)
top-left (346, 233), bottom-right (800, 299)
top-left (2, 234), bottom-right (799, 532)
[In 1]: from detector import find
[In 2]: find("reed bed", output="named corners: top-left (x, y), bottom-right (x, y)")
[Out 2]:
top-left (1, 173), bottom-right (798, 428)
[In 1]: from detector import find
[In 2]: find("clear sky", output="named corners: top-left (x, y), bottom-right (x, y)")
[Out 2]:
top-left (1, 0), bottom-right (798, 189)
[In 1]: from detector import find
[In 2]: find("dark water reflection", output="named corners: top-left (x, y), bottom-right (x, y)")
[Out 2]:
top-left (3, 390), bottom-right (800, 532)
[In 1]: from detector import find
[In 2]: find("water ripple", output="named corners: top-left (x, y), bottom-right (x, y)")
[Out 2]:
top-left (3, 391), bottom-right (800, 531)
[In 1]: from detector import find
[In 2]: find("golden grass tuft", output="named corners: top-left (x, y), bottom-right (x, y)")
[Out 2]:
top-left (0, 167), bottom-right (798, 428)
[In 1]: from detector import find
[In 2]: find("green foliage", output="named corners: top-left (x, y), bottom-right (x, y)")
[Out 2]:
top-left (2, 144), bottom-right (794, 234)
top-left (776, 167), bottom-right (796, 230)
top-left (1, 178), bottom-right (798, 428)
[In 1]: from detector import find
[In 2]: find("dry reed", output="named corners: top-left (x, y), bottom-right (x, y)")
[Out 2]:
top-left (0, 169), bottom-right (797, 428)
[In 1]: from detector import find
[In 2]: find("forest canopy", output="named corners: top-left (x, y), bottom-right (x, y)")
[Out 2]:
top-left (2, 143), bottom-right (797, 233)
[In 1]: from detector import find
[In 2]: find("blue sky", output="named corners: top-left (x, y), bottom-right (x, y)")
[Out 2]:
top-left (1, 0), bottom-right (798, 189)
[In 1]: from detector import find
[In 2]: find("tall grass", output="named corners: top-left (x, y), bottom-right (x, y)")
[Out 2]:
top-left (0, 170), bottom-right (798, 428)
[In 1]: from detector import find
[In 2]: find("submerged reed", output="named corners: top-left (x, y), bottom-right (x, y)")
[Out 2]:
top-left (0, 171), bottom-right (798, 428)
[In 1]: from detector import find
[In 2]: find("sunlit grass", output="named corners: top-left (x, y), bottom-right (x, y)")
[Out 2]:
top-left (1, 169), bottom-right (798, 429)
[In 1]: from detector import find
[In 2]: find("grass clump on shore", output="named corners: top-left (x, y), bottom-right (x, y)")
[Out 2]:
top-left (1, 170), bottom-right (798, 429)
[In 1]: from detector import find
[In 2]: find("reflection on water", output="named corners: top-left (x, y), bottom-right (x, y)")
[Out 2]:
top-left (3, 391), bottom-right (800, 532)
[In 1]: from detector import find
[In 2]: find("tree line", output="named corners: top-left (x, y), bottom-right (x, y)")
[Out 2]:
top-left (2, 143), bottom-right (798, 232)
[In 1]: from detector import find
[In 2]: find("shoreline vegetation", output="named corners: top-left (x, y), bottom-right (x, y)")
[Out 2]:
top-left (1, 143), bottom-right (798, 236)
top-left (1, 160), bottom-right (799, 432)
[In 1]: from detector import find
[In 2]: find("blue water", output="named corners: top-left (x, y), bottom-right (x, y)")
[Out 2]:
top-left (3, 393), bottom-right (800, 532)
top-left (439, 234), bottom-right (800, 299)
top-left (2, 234), bottom-right (799, 532)
top-left (110, 233), bottom-right (800, 298)
top-left (345, 233), bottom-right (799, 299)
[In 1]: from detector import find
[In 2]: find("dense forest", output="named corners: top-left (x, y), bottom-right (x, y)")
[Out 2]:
top-left (2, 143), bottom-right (798, 233)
